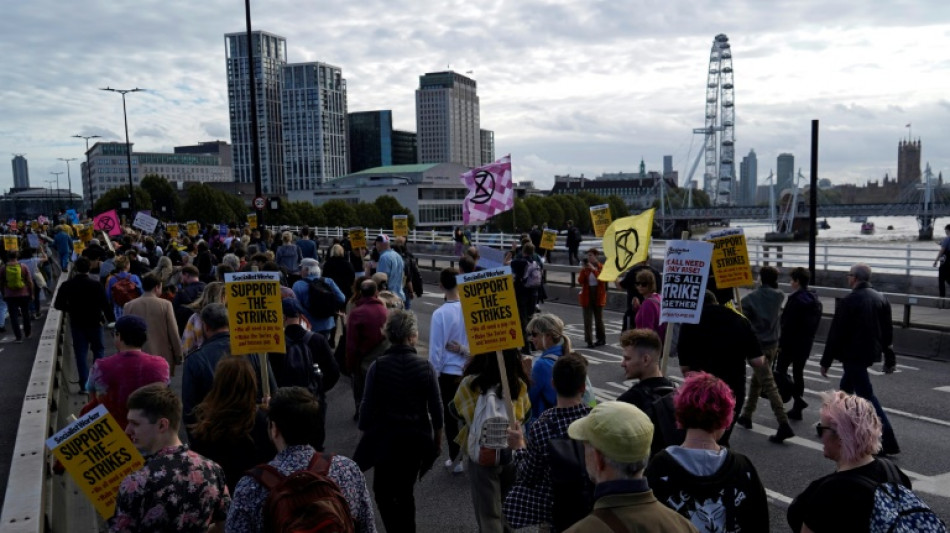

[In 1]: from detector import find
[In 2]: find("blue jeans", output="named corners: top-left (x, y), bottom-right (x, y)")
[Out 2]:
top-left (0, 295), bottom-right (7, 329)
top-left (71, 325), bottom-right (105, 390)
top-left (840, 362), bottom-right (899, 450)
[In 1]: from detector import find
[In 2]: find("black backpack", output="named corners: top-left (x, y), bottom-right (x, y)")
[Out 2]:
top-left (407, 256), bottom-right (424, 297)
top-left (640, 385), bottom-right (684, 458)
top-left (548, 437), bottom-right (595, 531)
top-left (272, 331), bottom-right (322, 396)
top-left (307, 278), bottom-right (339, 319)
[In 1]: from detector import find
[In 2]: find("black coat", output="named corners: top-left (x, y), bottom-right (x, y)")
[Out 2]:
top-left (678, 303), bottom-right (760, 400)
top-left (821, 281), bottom-right (892, 368)
top-left (780, 288), bottom-right (822, 356)
top-left (54, 273), bottom-right (112, 326)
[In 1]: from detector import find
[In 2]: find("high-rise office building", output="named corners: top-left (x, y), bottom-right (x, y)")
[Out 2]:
top-left (897, 139), bottom-right (921, 187)
top-left (416, 71), bottom-right (481, 168)
top-left (776, 153), bottom-right (794, 193)
top-left (11, 155), bottom-right (29, 189)
top-left (739, 149), bottom-right (757, 205)
top-left (348, 111), bottom-right (393, 173)
top-left (348, 112), bottom-right (420, 172)
top-left (663, 155), bottom-right (673, 183)
top-left (391, 130), bottom-right (418, 165)
top-left (480, 129), bottom-right (495, 165)
top-left (282, 62), bottom-right (348, 190)
top-left (225, 31), bottom-right (287, 194)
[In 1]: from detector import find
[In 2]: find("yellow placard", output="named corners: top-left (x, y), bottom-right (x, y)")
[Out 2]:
top-left (393, 215), bottom-right (409, 237)
top-left (3, 235), bottom-right (18, 252)
top-left (46, 405), bottom-right (145, 519)
top-left (706, 228), bottom-right (753, 289)
top-left (167, 223), bottom-right (179, 239)
top-left (590, 204), bottom-right (612, 238)
top-left (225, 271), bottom-right (285, 355)
top-left (73, 240), bottom-right (85, 254)
top-left (349, 228), bottom-right (366, 249)
top-left (457, 267), bottom-right (524, 354)
top-left (540, 229), bottom-right (558, 251)
top-left (247, 213), bottom-right (258, 229)
top-left (80, 225), bottom-right (94, 243)
top-left (186, 221), bottom-right (199, 238)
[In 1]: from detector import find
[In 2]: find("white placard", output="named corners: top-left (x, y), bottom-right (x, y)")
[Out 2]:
top-left (132, 212), bottom-right (159, 234)
top-left (659, 240), bottom-right (713, 325)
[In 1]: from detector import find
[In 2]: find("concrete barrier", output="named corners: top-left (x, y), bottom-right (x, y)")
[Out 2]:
top-left (0, 277), bottom-right (98, 533)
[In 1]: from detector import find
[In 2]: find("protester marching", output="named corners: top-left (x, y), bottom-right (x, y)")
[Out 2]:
top-left (27, 162), bottom-right (947, 533)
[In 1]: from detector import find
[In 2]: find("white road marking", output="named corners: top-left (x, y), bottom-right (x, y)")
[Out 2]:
top-left (934, 386), bottom-right (950, 393)
top-left (766, 489), bottom-right (793, 507)
top-left (745, 422), bottom-right (950, 498)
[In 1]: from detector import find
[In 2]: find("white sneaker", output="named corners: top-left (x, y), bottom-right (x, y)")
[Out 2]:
top-left (452, 461), bottom-right (465, 474)
top-left (444, 458), bottom-right (454, 469)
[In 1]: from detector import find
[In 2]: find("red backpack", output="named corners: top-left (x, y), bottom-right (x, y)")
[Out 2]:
top-left (247, 453), bottom-right (355, 533)
top-left (111, 275), bottom-right (140, 307)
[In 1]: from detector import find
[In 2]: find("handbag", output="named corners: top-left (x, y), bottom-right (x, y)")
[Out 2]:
top-left (33, 268), bottom-right (47, 289)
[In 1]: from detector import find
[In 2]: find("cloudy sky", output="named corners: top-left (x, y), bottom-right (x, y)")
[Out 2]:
top-left (2, 0), bottom-right (949, 196)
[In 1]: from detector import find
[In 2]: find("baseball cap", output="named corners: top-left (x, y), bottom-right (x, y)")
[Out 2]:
top-left (375, 234), bottom-right (390, 244)
top-left (114, 315), bottom-right (148, 339)
top-left (281, 298), bottom-right (301, 318)
top-left (568, 401), bottom-right (654, 464)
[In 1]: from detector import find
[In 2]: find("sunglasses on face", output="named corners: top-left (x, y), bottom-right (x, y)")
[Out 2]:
top-left (816, 423), bottom-right (837, 438)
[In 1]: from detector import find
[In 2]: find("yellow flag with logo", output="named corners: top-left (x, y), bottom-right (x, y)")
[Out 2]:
top-left (598, 208), bottom-right (655, 282)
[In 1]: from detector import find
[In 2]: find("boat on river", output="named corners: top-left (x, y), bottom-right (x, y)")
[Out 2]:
top-left (861, 222), bottom-right (875, 235)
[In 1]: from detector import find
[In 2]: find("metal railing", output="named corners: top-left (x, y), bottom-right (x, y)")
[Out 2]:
top-left (274, 226), bottom-right (942, 279)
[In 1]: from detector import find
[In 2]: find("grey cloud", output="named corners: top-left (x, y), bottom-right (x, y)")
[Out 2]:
top-left (135, 127), bottom-right (167, 138)
top-left (2, 0), bottom-right (949, 190)
top-left (202, 122), bottom-right (229, 138)
top-left (833, 103), bottom-right (877, 120)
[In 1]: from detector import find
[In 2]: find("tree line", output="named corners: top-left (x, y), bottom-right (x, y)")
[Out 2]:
top-left (94, 175), bottom-right (669, 233)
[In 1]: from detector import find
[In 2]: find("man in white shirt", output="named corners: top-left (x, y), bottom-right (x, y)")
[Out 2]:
top-left (428, 267), bottom-right (470, 474)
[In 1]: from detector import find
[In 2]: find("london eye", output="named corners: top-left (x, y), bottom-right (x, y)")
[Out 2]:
top-left (693, 33), bottom-right (735, 205)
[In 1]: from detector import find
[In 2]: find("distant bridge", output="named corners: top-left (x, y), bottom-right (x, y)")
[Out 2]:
top-left (656, 202), bottom-right (950, 221)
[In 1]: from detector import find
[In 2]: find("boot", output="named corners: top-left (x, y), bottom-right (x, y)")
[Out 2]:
top-left (736, 415), bottom-right (752, 429)
top-left (787, 398), bottom-right (808, 421)
top-left (769, 423), bottom-right (795, 443)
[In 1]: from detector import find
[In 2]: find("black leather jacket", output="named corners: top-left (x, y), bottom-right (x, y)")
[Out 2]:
top-left (821, 282), bottom-right (892, 368)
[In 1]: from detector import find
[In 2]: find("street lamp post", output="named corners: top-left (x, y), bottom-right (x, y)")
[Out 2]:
top-left (244, 0), bottom-right (265, 226)
top-left (45, 179), bottom-right (56, 216)
top-left (58, 157), bottom-right (76, 211)
top-left (49, 173), bottom-right (63, 215)
top-left (73, 134), bottom-right (101, 212)
top-left (100, 87), bottom-right (144, 213)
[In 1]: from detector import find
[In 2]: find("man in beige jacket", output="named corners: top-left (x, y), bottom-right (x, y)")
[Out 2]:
top-left (124, 273), bottom-right (184, 376)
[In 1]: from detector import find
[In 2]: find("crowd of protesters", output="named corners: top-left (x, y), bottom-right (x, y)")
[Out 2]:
top-left (24, 214), bottom-right (943, 532)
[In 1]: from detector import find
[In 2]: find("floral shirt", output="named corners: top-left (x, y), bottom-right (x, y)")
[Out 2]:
top-left (226, 444), bottom-right (376, 533)
top-left (503, 403), bottom-right (591, 528)
top-left (108, 444), bottom-right (230, 533)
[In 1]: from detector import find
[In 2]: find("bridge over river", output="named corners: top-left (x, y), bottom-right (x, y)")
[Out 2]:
top-left (656, 202), bottom-right (950, 221)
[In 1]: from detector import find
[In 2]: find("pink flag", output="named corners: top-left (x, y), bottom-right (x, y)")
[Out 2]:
top-left (461, 155), bottom-right (514, 225)
top-left (93, 209), bottom-right (121, 237)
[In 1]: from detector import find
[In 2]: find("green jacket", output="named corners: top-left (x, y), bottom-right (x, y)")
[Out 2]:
top-left (564, 490), bottom-right (698, 533)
